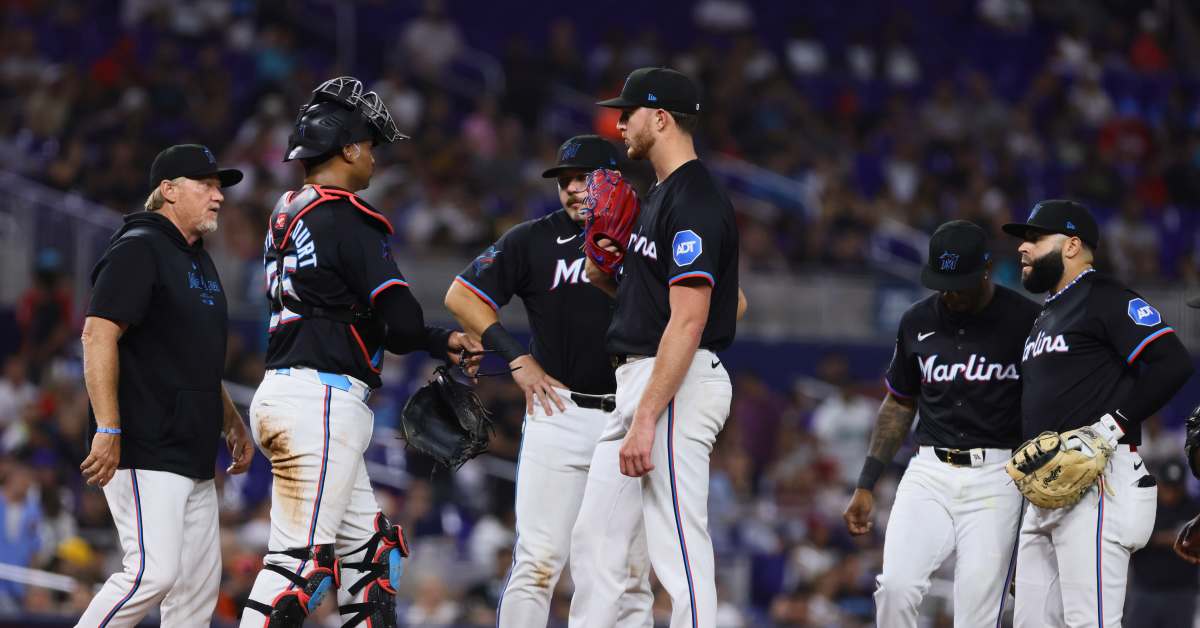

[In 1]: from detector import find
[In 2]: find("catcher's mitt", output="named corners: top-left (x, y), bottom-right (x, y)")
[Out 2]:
top-left (1006, 428), bottom-right (1114, 509)
top-left (1186, 404), bottom-right (1200, 479)
top-left (582, 169), bottom-right (640, 275)
top-left (398, 365), bottom-right (493, 469)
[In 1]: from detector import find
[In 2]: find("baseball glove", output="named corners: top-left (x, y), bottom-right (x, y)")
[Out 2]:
top-left (1186, 404), bottom-right (1200, 479)
top-left (582, 169), bottom-right (640, 275)
top-left (1006, 428), bottom-right (1115, 509)
top-left (398, 365), bottom-right (493, 469)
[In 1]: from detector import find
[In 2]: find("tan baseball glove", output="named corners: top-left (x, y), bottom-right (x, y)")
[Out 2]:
top-left (1005, 427), bottom-right (1115, 509)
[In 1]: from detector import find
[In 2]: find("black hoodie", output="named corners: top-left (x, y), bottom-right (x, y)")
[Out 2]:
top-left (87, 211), bottom-right (227, 480)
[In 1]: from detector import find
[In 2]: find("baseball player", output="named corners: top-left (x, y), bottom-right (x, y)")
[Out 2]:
top-left (1003, 199), bottom-right (1194, 627)
top-left (76, 144), bottom-right (254, 627)
top-left (240, 77), bottom-right (480, 627)
top-left (443, 134), bottom-right (652, 627)
top-left (580, 67), bottom-right (741, 628)
top-left (842, 220), bottom-right (1038, 627)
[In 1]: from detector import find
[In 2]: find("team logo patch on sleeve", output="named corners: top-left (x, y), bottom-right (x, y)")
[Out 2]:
top-left (1128, 298), bottom-right (1161, 327)
top-left (672, 230), bottom-right (703, 266)
top-left (471, 245), bottom-right (500, 273)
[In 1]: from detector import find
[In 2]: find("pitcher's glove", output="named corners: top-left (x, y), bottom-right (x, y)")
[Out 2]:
top-left (1186, 404), bottom-right (1200, 479)
top-left (582, 169), bottom-right (640, 275)
top-left (398, 365), bottom-right (493, 470)
top-left (1006, 427), bottom-right (1115, 509)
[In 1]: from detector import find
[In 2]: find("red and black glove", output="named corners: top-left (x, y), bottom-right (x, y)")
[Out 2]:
top-left (582, 169), bottom-right (641, 275)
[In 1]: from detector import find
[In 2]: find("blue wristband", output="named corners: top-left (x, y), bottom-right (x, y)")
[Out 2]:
top-left (96, 427), bottom-right (121, 435)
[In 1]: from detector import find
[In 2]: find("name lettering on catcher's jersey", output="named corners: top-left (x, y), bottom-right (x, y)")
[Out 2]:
top-left (550, 257), bottom-right (591, 290)
top-left (1022, 330), bottom-right (1070, 361)
top-left (292, 219), bottom-right (318, 268)
top-left (628, 232), bottom-right (658, 260)
top-left (917, 353), bottom-right (1020, 383)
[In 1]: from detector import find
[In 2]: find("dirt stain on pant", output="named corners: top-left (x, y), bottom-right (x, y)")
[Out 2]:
top-left (256, 408), bottom-right (310, 527)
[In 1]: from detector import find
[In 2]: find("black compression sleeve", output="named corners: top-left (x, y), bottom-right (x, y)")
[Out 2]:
top-left (374, 287), bottom-right (451, 358)
top-left (1111, 331), bottom-right (1195, 427)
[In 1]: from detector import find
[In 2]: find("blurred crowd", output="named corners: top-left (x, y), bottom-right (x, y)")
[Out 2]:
top-left (4, 0), bottom-right (1200, 625)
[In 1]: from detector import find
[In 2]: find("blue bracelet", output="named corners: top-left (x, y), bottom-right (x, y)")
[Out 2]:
top-left (96, 427), bottom-right (121, 435)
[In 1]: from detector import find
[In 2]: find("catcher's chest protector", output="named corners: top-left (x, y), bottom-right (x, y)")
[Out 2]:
top-left (266, 184), bottom-right (393, 318)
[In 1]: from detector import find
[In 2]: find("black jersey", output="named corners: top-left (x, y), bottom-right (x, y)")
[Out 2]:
top-left (886, 285), bottom-right (1040, 449)
top-left (263, 186), bottom-right (411, 389)
top-left (1019, 269), bottom-right (1177, 444)
top-left (87, 212), bottom-right (228, 480)
top-left (456, 210), bottom-right (616, 395)
top-left (606, 160), bottom-right (739, 356)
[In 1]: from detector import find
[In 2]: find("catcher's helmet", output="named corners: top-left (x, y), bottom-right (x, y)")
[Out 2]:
top-left (284, 76), bottom-right (408, 162)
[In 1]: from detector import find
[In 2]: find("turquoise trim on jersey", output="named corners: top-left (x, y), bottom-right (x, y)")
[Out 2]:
top-left (370, 278), bottom-right (409, 303)
top-left (1126, 327), bottom-right (1175, 364)
top-left (99, 471), bottom-right (144, 627)
top-left (455, 275), bottom-right (500, 311)
top-left (668, 271), bottom-right (714, 286)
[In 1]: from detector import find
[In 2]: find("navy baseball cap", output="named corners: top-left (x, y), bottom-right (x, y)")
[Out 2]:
top-left (921, 220), bottom-right (991, 291)
top-left (596, 67), bottom-right (701, 115)
top-left (1002, 199), bottom-right (1099, 249)
top-left (149, 144), bottom-right (243, 189)
top-left (541, 135), bottom-right (620, 178)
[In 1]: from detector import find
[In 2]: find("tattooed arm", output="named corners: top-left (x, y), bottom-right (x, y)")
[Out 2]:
top-left (843, 392), bottom-right (918, 535)
top-left (866, 393), bottom-right (918, 462)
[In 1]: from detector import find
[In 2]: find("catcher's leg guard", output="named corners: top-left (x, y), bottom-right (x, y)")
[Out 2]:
top-left (338, 512), bottom-right (410, 627)
top-left (244, 544), bottom-right (340, 627)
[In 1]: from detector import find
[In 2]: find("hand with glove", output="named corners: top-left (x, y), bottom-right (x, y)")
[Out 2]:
top-left (582, 169), bottom-right (640, 275)
top-left (1006, 414), bottom-right (1122, 510)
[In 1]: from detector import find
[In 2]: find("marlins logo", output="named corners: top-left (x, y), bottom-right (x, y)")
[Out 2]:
top-left (939, 251), bottom-right (959, 271)
top-left (472, 244), bottom-right (500, 274)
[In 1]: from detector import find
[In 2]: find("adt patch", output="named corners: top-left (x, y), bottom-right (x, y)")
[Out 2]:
top-left (1127, 298), bottom-right (1161, 327)
top-left (672, 230), bottom-right (702, 266)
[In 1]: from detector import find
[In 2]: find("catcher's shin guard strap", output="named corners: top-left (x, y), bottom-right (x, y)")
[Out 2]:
top-left (482, 322), bottom-right (527, 363)
top-left (245, 545), bottom-right (340, 626)
top-left (340, 514), bottom-right (406, 627)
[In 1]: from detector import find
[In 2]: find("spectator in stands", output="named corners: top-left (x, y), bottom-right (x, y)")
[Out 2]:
top-left (810, 353), bottom-right (877, 486)
top-left (405, 574), bottom-right (461, 626)
top-left (399, 0), bottom-right (464, 80)
top-left (0, 453), bottom-right (43, 608)
top-left (0, 356), bottom-right (36, 429)
top-left (15, 249), bottom-right (72, 383)
top-left (1105, 196), bottom-right (1161, 281)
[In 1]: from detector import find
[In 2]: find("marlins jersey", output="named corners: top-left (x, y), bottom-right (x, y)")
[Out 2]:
top-left (263, 185), bottom-right (409, 389)
top-left (886, 285), bottom-right (1040, 449)
top-left (455, 210), bottom-right (616, 395)
top-left (606, 159), bottom-right (739, 357)
top-left (1019, 269), bottom-right (1176, 444)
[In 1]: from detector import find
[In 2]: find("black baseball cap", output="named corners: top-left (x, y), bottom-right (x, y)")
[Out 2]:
top-left (596, 67), bottom-right (702, 114)
top-left (1002, 199), bottom-right (1099, 249)
top-left (541, 135), bottom-right (620, 178)
top-left (921, 220), bottom-right (992, 291)
top-left (149, 144), bottom-right (243, 190)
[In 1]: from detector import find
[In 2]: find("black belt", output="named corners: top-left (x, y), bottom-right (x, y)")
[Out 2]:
top-left (934, 447), bottom-right (981, 466)
top-left (571, 393), bottom-right (616, 413)
top-left (610, 353), bottom-right (653, 368)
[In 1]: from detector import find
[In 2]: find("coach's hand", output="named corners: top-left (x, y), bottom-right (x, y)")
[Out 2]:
top-left (620, 416), bottom-right (656, 477)
top-left (843, 489), bottom-right (875, 536)
top-left (225, 417), bottom-right (254, 475)
top-left (81, 432), bottom-right (120, 487)
top-left (511, 355), bottom-right (567, 416)
top-left (1175, 514), bottom-right (1200, 564)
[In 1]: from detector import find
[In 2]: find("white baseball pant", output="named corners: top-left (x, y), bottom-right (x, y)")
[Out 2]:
top-left (574, 350), bottom-right (731, 628)
top-left (239, 368), bottom-right (388, 627)
top-left (499, 386), bottom-right (652, 628)
top-left (75, 469), bottom-right (220, 628)
top-left (874, 446), bottom-right (1023, 627)
top-left (1014, 446), bottom-right (1157, 627)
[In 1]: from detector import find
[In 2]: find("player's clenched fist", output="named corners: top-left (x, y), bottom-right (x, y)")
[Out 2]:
top-left (843, 488), bottom-right (875, 536)
top-left (620, 419), bottom-right (656, 477)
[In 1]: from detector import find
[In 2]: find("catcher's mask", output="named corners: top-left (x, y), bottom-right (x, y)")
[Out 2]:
top-left (285, 76), bottom-right (407, 162)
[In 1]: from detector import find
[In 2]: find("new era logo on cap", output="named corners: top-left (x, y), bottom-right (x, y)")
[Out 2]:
top-left (1066, 221), bottom-right (1076, 230)
top-left (647, 93), bottom-right (657, 102)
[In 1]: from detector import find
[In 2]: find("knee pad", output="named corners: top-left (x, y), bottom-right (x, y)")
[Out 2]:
top-left (339, 512), bottom-right (409, 628)
top-left (244, 544), bottom-right (341, 627)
